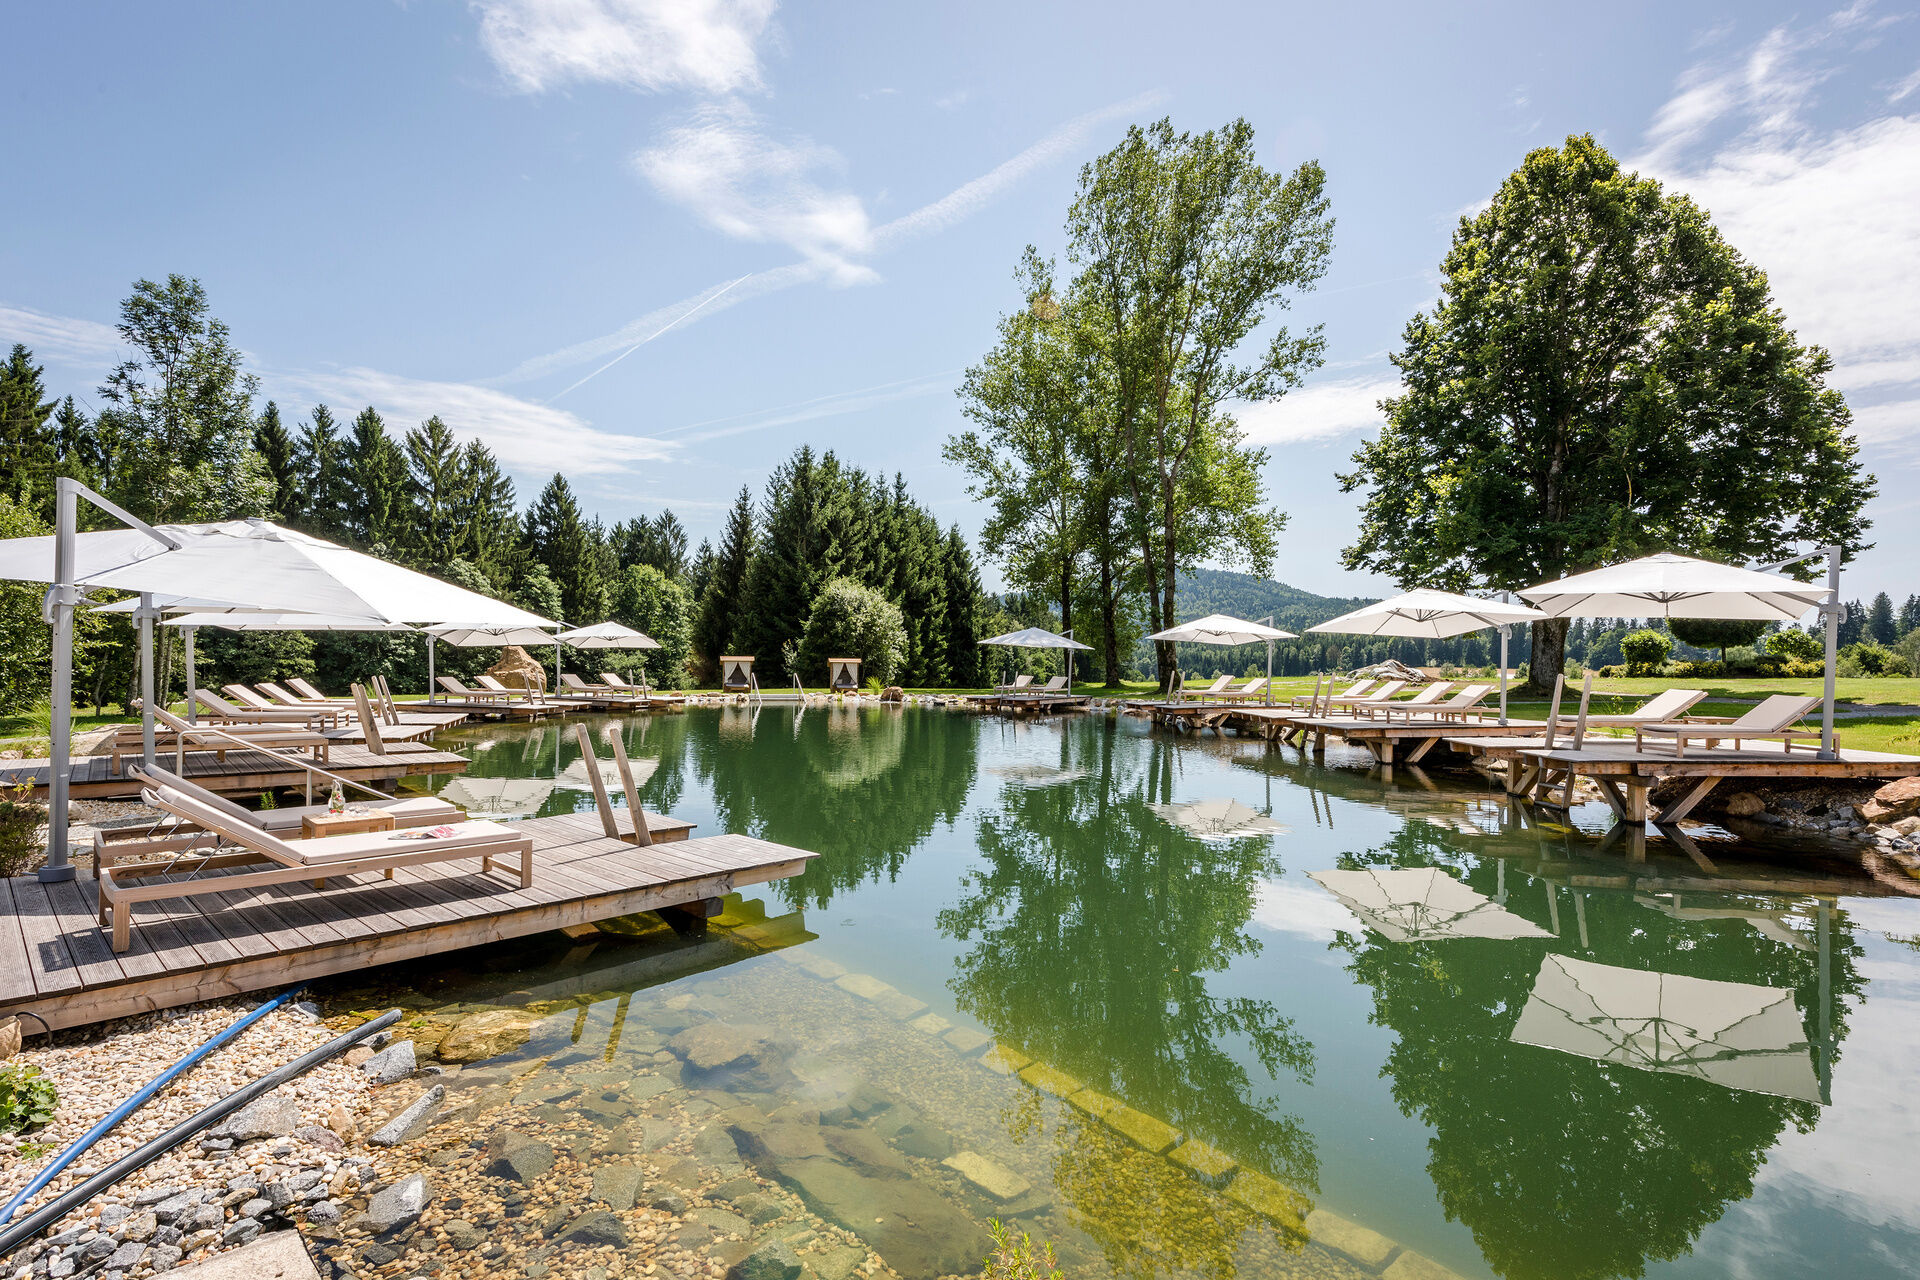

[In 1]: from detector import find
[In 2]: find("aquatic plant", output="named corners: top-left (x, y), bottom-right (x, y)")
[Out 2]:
top-left (0, 1062), bottom-right (58, 1134)
top-left (982, 1220), bottom-right (1061, 1280)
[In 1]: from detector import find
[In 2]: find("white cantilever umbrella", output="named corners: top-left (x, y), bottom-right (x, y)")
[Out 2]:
top-left (556, 621), bottom-right (661, 692)
top-left (981, 626), bottom-right (1092, 690)
top-left (1308, 867), bottom-right (1552, 941)
top-left (0, 484), bottom-right (559, 879)
top-left (1309, 589), bottom-right (1548, 723)
top-left (1510, 953), bottom-right (1822, 1102)
top-left (1521, 551), bottom-right (1838, 755)
top-left (1147, 613), bottom-right (1298, 704)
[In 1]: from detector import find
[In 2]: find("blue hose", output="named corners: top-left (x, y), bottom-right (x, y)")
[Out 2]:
top-left (0, 985), bottom-right (305, 1226)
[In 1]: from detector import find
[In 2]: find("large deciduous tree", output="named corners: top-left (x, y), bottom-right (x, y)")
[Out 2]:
top-left (1340, 135), bottom-right (1874, 690)
top-left (1068, 118), bottom-right (1325, 685)
top-left (96, 275), bottom-right (269, 523)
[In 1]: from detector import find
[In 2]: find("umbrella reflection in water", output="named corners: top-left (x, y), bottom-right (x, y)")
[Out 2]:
top-left (1510, 953), bottom-right (1824, 1103)
top-left (1308, 867), bottom-right (1552, 941)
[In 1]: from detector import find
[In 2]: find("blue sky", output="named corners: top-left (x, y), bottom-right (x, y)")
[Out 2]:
top-left (5, 1), bottom-right (1918, 603)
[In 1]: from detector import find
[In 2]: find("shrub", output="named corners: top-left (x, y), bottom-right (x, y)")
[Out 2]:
top-left (0, 1062), bottom-right (57, 1134)
top-left (0, 783), bottom-right (45, 878)
top-left (796, 579), bottom-right (907, 686)
top-left (1669, 660), bottom-right (1726, 678)
top-left (1780, 659), bottom-right (1826, 678)
top-left (1619, 629), bottom-right (1674, 674)
top-left (1838, 642), bottom-right (1910, 678)
top-left (1723, 645), bottom-right (1767, 673)
top-left (613, 564), bottom-right (695, 690)
top-left (1668, 616), bottom-right (1768, 660)
top-left (1765, 628), bottom-right (1823, 663)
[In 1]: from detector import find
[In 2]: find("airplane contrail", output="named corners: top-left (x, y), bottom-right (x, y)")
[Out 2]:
top-left (549, 273), bottom-right (753, 400)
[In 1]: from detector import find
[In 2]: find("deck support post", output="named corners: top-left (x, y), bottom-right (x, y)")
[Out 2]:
top-left (1658, 775), bottom-right (1723, 824)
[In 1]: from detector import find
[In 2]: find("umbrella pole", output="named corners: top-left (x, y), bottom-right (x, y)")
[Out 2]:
top-left (1262, 618), bottom-right (1274, 705)
top-left (427, 635), bottom-right (436, 704)
top-left (41, 483), bottom-right (78, 883)
top-left (139, 593), bottom-right (156, 769)
top-left (1497, 624), bottom-right (1509, 725)
top-left (183, 627), bottom-right (196, 724)
top-left (1820, 544), bottom-right (1840, 759)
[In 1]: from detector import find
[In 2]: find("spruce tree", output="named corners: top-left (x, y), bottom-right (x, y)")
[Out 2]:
top-left (1900, 595), bottom-right (1920, 638)
top-left (253, 401), bottom-right (299, 521)
top-left (688, 538), bottom-right (717, 601)
top-left (293, 404), bottom-right (349, 538)
top-left (693, 487), bottom-right (756, 674)
top-left (0, 344), bottom-right (56, 514)
top-left (734, 447), bottom-right (858, 679)
top-left (457, 440), bottom-right (521, 584)
top-left (52, 397), bottom-right (100, 488)
top-left (344, 407), bottom-right (409, 549)
top-left (940, 524), bottom-right (986, 686)
top-left (525, 473), bottom-right (605, 623)
top-left (1868, 591), bottom-right (1897, 646)
top-left (403, 416), bottom-right (468, 563)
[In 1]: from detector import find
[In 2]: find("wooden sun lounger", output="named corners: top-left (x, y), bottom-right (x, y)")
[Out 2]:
top-left (1291, 679), bottom-right (1375, 709)
top-left (476, 675), bottom-right (546, 703)
top-left (1348, 681), bottom-right (1454, 718)
top-left (97, 783), bottom-right (531, 952)
top-left (1377, 683), bottom-right (1495, 722)
top-left (119, 703), bottom-right (331, 770)
top-left (192, 689), bottom-right (334, 731)
top-left (1579, 688), bottom-right (1711, 727)
top-left (438, 675), bottom-right (512, 704)
top-left (223, 684), bottom-right (344, 727)
top-left (993, 674), bottom-right (1034, 694)
top-left (1180, 675), bottom-right (1234, 702)
top-left (258, 681), bottom-right (355, 712)
top-left (1632, 694), bottom-right (1823, 758)
top-left (1214, 678), bottom-right (1271, 702)
top-left (1322, 680), bottom-right (1406, 710)
top-left (100, 765), bottom-right (464, 847)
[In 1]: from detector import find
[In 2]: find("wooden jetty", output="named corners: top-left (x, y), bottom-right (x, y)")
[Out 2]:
top-left (423, 697), bottom-right (570, 721)
top-left (0, 742), bottom-right (471, 802)
top-left (1130, 697), bottom-right (1550, 767)
top-left (1452, 735), bottom-right (1920, 826)
top-left (964, 692), bottom-right (1091, 717)
top-left (0, 812), bottom-right (817, 1031)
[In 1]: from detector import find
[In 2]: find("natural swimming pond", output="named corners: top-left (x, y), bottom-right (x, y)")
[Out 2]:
top-left (337, 705), bottom-right (1920, 1280)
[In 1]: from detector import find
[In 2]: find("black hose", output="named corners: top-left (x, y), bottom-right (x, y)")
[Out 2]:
top-left (0, 1009), bottom-right (402, 1260)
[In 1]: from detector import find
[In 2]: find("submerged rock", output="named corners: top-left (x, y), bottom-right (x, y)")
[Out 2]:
top-left (484, 1130), bottom-right (556, 1183)
top-left (369, 1085), bottom-right (445, 1146)
top-left (365, 1174), bottom-right (433, 1234)
top-left (360, 1040), bottom-right (415, 1084)
top-left (438, 1009), bottom-right (542, 1063)
top-left (667, 1023), bottom-right (797, 1091)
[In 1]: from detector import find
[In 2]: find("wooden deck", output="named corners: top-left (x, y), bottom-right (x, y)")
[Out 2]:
top-left (0, 742), bottom-right (472, 801)
top-left (964, 692), bottom-right (1092, 717)
top-left (1453, 734), bottom-right (1920, 824)
top-left (0, 812), bottom-right (816, 1031)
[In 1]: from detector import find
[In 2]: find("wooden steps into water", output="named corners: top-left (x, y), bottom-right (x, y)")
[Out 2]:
top-left (0, 742), bottom-right (472, 801)
top-left (0, 812), bottom-right (816, 1031)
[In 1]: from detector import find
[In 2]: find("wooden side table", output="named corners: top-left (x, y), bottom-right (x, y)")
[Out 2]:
top-left (301, 808), bottom-right (395, 838)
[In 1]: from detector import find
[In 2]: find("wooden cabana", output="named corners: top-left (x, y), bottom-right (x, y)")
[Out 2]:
top-left (828, 657), bottom-right (861, 693)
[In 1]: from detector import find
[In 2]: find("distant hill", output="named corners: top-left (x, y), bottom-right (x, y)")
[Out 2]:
top-left (1174, 567), bottom-right (1375, 628)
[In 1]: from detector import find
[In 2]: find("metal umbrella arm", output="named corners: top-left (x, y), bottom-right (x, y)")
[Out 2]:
top-left (41, 479), bottom-right (183, 883)
top-left (137, 716), bottom-right (407, 806)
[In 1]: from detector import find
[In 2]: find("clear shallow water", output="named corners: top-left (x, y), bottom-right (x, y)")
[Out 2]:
top-left (403, 705), bottom-right (1920, 1280)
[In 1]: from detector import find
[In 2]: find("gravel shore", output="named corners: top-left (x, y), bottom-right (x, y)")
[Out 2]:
top-left (2, 1000), bottom-right (383, 1280)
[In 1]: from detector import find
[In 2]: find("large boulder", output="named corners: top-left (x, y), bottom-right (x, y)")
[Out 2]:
top-left (1863, 777), bottom-right (1920, 824)
top-left (485, 646), bottom-right (547, 693)
top-left (667, 1023), bottom-right (796, 1091)
top-left (437, 1008), bottom-right (542, 1063)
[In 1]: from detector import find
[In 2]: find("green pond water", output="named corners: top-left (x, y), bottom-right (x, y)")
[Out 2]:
top-left (392, 704), bottom-right (1920, 1279)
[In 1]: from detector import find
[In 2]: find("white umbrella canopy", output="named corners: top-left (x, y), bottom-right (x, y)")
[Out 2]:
top-left (1147, 614), bottom-right (1298, 645)
top-left (1518, 552), bottom-right (1826, 621)
top-left (438, 776), bottom-right (556, 820)
top-left (1310, 590), bottom-right (1547, 723)
top-left (430, 626), bottom-right (558, 647)
top-left (1307, 867), bottom-right (1553, 942)
top-left (1308, 589), bottom-right (1547, 639)
top-left (1152, 797), bottom-right (1291, 841)
top-left (559, 621), bottom-right (661, 649)
top-left (1510, 954), bottom-right (1822, 1102)
top-left (162, 611), bottom-right (418, 633)
top-left (77, 520), bottom-right (557, 628)
top-left (981, 627), bottom-right (1092, 650)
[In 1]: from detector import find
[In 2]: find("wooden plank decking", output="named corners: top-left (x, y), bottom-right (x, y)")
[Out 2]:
top-left (0, 813), bottom-right (816, 1031)
top-left (0, 743), bottom-right (472, 800)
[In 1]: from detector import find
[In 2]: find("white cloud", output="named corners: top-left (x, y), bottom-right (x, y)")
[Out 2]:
top-left (473, 0), bottom-right (777, 95)
top-left (509, 94), bottom-right (1160, 391)
top-left (636, 100), bottom-right (876, 283)
top-left (1235, 375), bottom-right (1398, 447)
top-left (1891, 66), bottom-right (1920, 103)
top-left (278, 366), bottom-right (672, 477)
top-left (0, 304), bottom-right (127, 365)
top-left (1633, 8), bottom-right (1920, 449)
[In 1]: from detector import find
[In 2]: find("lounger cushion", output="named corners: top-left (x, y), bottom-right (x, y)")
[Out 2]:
top-left (138, 767), bottom-right (259, 826)
top-left (292, 819), bottom-right (522, 864)
top-left (258, 797), bottom-right (463, 833)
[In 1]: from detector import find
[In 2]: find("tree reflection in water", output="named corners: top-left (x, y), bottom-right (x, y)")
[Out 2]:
top-left (941, 727), bottom-right (1319, 1277)
top-left (696, 703), bottom-right (978, 909)
top-left (1331, 822), bottom-right (1862, 1280)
